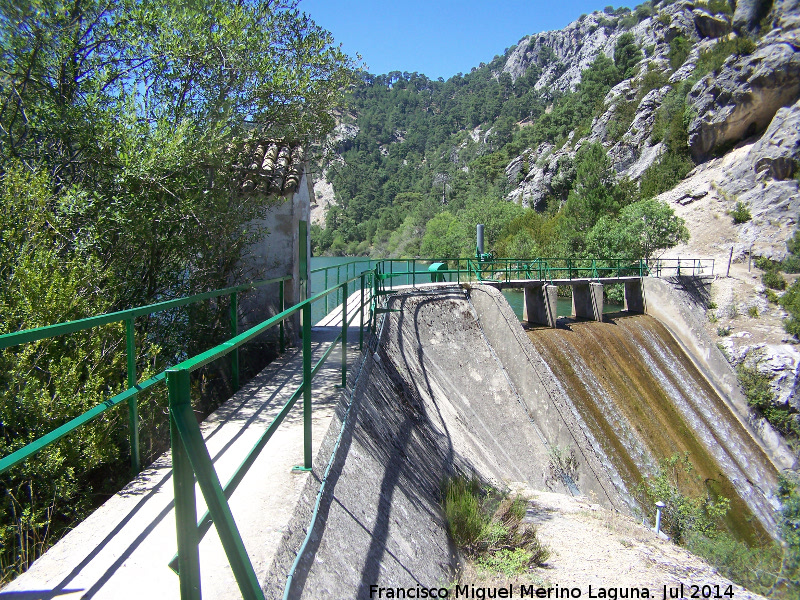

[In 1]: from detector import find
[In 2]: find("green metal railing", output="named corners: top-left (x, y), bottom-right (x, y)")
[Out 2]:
top-left (167, 270), bottom-right (374, 600)
top-left (311, 259), bottom-right (376, 319)
top-left (0, 276), bottom-right (291, 478)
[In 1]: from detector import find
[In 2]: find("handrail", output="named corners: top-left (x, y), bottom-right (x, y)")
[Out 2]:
top-left (0, 275), bottom-right (292, 476)
top-left (166, 270), bottom-right (374, 600)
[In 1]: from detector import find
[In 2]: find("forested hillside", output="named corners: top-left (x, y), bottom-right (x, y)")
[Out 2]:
top-left (311, 0), bottom-right (796, 267)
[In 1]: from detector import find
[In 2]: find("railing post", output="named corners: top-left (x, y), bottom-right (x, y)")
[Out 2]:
top-left (302, 302), bottom-right (312, 470)
top-left (168, 368), bottom-right (202, 600)
top-left (230, 292), bottom-right (239, 392)
top-left (279, 280), bottom-right (285, 354)
top-left (341, 281), bottom-right (348, 388)
top-left (325, 269), bottom-right (329, 316)
top-left (125, 318), bottom-right (140, 475)
top-left (360, 274), bottom-right (365, 351)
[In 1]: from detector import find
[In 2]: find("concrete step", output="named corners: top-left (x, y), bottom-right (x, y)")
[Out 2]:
top-left (2, 328), bottom-right (359, 600)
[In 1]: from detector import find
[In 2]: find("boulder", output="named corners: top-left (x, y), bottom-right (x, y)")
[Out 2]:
top-left (732, 0), bottom-right (771, 34)
top-left (774, 0), bottom-right (800, 30)
top-left (687, 40), bottom-right (800, 161)
top-left (693, 9), bottom-right (732, 38)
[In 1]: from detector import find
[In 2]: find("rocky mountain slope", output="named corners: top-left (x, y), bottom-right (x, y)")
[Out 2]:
top-left (313, 0), bottom-right (800, 451)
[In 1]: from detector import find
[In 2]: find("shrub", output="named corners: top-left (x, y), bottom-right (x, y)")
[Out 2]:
top-left (763, 269), bottom-right (787, 291)
top-left (737, 352), bottom-right (800, 440)
top-left (730, 201), bottom-right (751, 224)
top-left (669, 36), bottom-right (691, 70)
top-left (747, 306), bottom-right (759, 318)
top-left (717, 326), bottom-right (732, 336)
top-left (442, 476), bottom-right (549, 574)
top-left (781, 280), bottom-right (800, 337)
top-left (765, 289), bottom-right (779, 304)
top-left (636, 454), bottom-right (730, 544)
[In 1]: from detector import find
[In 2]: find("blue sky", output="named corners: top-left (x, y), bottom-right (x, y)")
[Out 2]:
top-left (298, 0), bottom-right (629, 80)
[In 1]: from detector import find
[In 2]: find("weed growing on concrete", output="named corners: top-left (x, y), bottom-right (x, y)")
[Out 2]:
top-left (546, 444), bottom-right (579, 490)
top-left (441, 476), bottom-right (549, 577)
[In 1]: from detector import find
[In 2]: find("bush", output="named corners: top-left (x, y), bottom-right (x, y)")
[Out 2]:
top-left (442, 476), bottom-right (549, 574)
top-left (730, 201), bottom-right (751, 224)
top-left (717, 326), bottom-right (732, 336)
top-left (737, 352), bottom-right (800, 440)
top-left (636, 454), bottom-right (730, 544)
top-left (763, 269), bottom-right (787, 291)
top-left (640, 151), bottom-right (694, 198)
top-left (781, 280), bottom-right (800, 338)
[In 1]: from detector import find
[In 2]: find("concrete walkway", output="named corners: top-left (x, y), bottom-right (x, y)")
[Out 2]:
top-left (1, 325), bottom-right (359, 600)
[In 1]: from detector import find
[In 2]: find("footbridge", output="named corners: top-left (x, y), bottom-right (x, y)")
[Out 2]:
top-left (0, 252), bottom-right (717, 599)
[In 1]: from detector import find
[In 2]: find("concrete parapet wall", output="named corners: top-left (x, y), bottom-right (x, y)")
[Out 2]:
top-left (572, 282), bottom-right (604, 321)
top-left (624, 280), bottom-right (644, 314)
top-left (523, 284), bottom-right (558, 327)
top-left (642, 276), bottom-right (797, 471)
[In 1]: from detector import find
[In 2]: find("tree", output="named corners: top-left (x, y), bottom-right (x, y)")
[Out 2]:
top-left (614, 32), bottom-right (643, 79)
top-left (586, 198), bottom-right (689, 260)
top-left (0, 0), bottom-right (355, 578)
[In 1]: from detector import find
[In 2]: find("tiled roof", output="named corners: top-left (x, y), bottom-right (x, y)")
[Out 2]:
top-left (234, 139), bottom-right (305, 197)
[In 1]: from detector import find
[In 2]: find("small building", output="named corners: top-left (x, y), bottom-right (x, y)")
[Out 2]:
top-left (234, 138), bottom-right (312, 345)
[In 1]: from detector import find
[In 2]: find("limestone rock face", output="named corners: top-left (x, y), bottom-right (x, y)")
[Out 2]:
top-left (687, 35), bottom-right (800, 161)
top-left (775, 0), bottom-right (800, 30)
top-left (732, 0), bottom-right (771, 34)
top-left (693, 9), bottom-right (732, 38)
top-left (502, 2), bottom-right (697, 94)
top-left (714, 98), bottom-right (800, 260)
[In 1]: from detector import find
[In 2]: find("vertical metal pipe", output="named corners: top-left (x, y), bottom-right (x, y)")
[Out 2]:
top-left (125, 318), bottom-right (140, 475)
top-left (655, 501), bottom-right (665, 535)
top-left (230, 292), bottom-right (239, 392)
top-left (168, 369), bottom-right (202, 600)
top-left (341, 281), bottom-right (348, 388)
top-left (279, 280), bottom-right (285, 354)
top-left (477, 224), bottom-right (485, 255)
top-left (325, 269), bottom-right (328, 315)
top-left (360, 274), bottom-right (365, 351)
top-left (302, 302), bottom-right (312, 470)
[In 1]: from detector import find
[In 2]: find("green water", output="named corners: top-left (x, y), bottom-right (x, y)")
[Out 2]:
top-left (500, 288), bottom-right (623, 319)
top-left (309, 258), bottom-right (624, 323)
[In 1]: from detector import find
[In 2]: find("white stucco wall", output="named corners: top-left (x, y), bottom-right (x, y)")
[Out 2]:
top-left (238, 167), bottom-right (312, 343)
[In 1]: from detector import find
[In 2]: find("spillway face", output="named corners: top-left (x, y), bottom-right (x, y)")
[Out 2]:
top-left (266, 285), bottom-right (783, 598)
top-left (520, 306), bottom-right (781, 541)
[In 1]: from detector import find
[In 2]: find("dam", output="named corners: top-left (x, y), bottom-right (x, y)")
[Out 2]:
top-left (1, 268), bottom-right (794, 599)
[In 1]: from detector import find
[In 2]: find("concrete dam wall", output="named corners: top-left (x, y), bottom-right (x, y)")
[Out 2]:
top-left (266, 284), bottom-right (782, 598)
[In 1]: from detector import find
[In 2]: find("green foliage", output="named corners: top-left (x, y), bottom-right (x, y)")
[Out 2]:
top-left (636, 454), bottom-right (730, 544)
top-left (586, 198), bottom-right (689, 261)
top-left (781, 280), bottom-right (800, 338)
top-left (442, 476), bottom-right (549, 574)
top-left (637, 64), bottom-right (670, 101)
top-left (700, 0), bottom-right (734, 15)
top-left (606, 99), bottom-right (638, 142)
top-left (669, 36), bottom-right (692, 70)
top-left (0, 166), bottom-right (127, 579)
top-left (747, 306), bottom-right (759, 318)
top-left (730, 201), bottom-right (752, 224)
top-left (717, 326), bottom-right (732, 336)
top-left (614, 32), bottom-right (643, 79)
top-left (695, 36), bottom-right (757, 79)
top-left (640, 146), bottom-right (694, 199)
top-left (736, 351), bottom-right (800, 440)
top-left (0, 0), bottom-right (355, 578)
top-left (763, 269), bottom-right (787, 291)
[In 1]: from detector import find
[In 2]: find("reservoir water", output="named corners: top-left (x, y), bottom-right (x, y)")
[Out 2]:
top-left (309, 256), bottom-right (622, 322)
